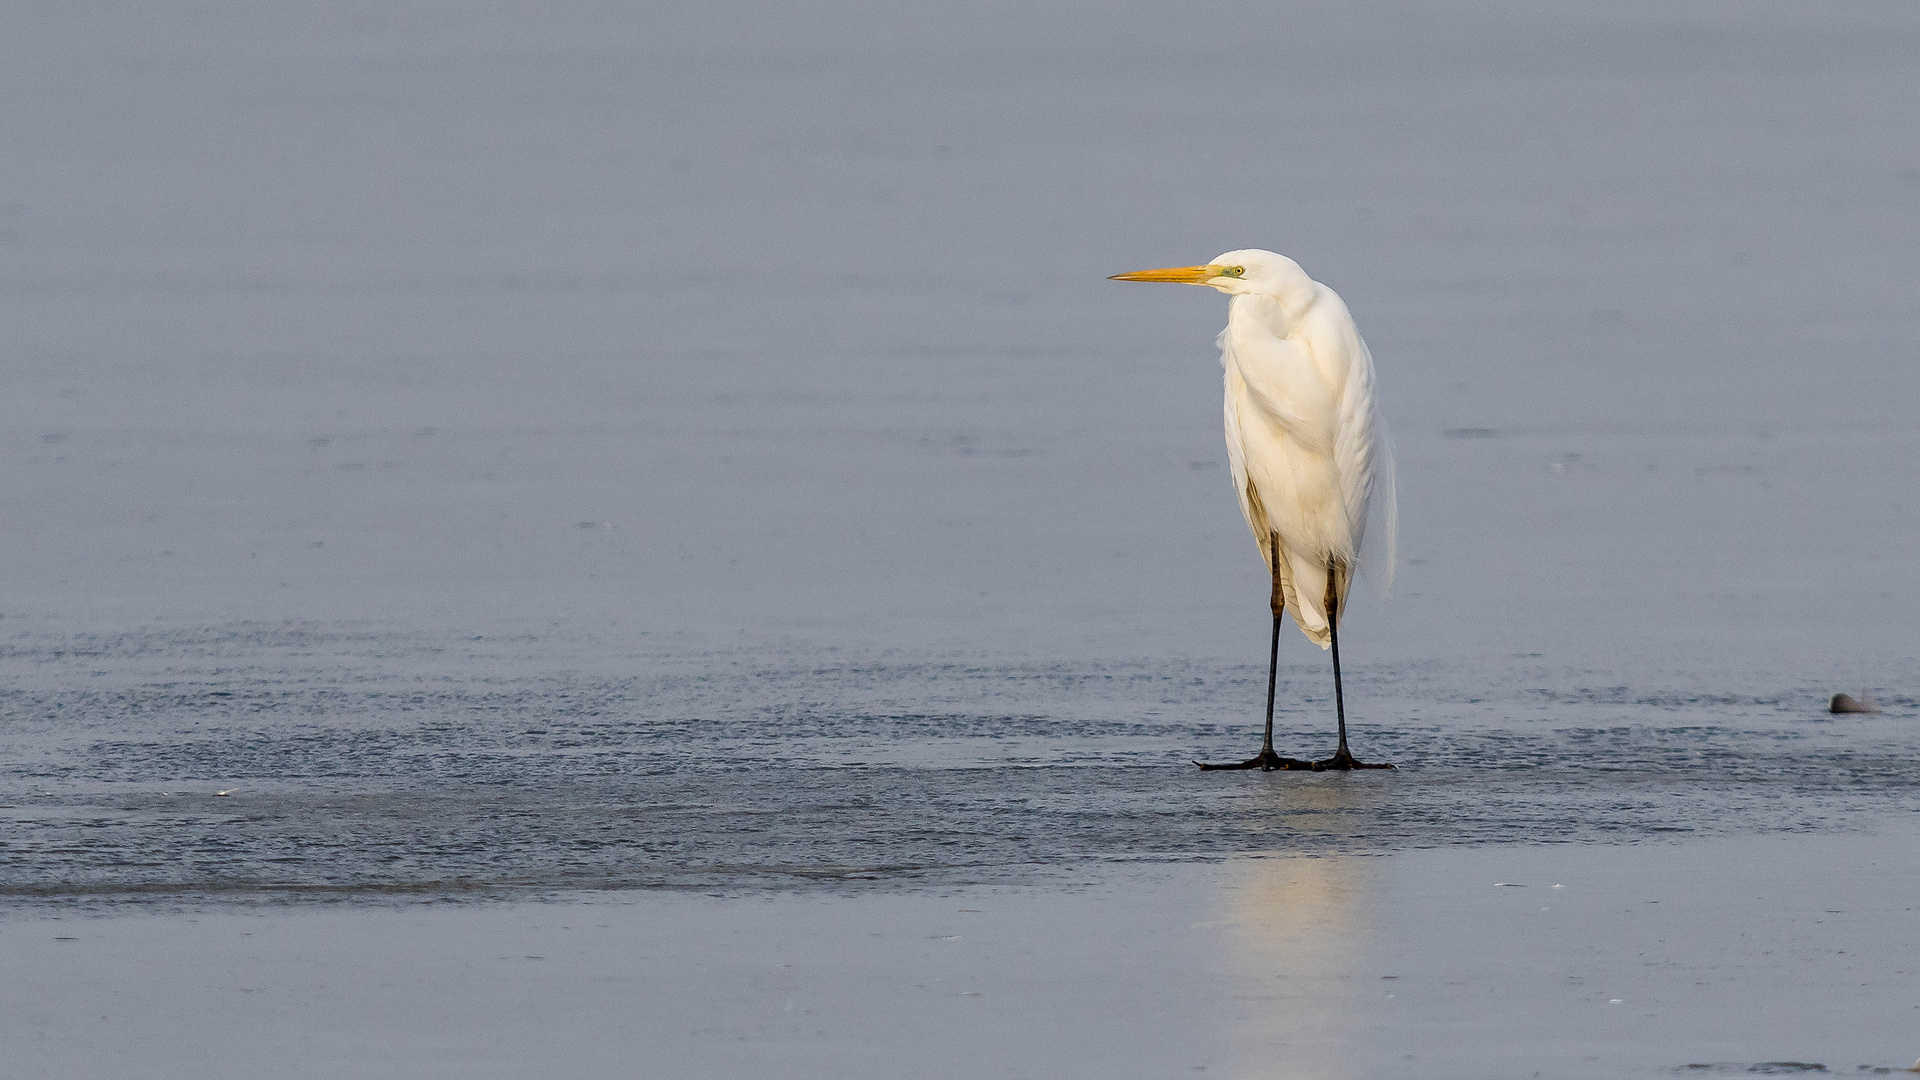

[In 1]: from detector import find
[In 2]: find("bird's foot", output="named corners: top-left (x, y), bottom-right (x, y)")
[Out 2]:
top-left (1195, 748), bottom-right (1316, 771)
top-left (1309, 748), bottom-right (1394, 771)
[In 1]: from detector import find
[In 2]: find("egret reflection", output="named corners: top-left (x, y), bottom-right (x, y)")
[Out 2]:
top-left (1214, 852), bottom-right (1379, 1080)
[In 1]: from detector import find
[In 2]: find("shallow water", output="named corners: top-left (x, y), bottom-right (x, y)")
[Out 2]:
top-left (4, 624), bottom-right (1917, 899)
top-left (2, 1), bottom-right (1918, 905)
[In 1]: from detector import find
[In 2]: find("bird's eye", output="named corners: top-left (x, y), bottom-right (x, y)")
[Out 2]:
top-left (1226, 266), bottom-right (1245, 277)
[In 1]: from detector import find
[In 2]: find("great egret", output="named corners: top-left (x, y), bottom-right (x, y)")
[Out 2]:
top-left (1111, 250), bottom-right (1395, 771)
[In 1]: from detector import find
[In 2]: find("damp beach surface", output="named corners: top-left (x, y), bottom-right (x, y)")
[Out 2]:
top-left (3, 0), bottom-right (1920, 1077)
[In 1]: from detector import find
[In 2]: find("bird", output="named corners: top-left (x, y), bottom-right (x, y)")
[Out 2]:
top-left (1111, 249), bottom-right (1395, 770)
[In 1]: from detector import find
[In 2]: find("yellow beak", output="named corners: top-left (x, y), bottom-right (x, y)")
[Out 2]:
top-left (1108, 264), bottom-right (1222, 284)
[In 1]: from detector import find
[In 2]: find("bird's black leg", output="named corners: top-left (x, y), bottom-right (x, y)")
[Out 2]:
top-left (1197, 613), bottom-right (1312, 771)
top-left (1198, 534), bottom-right (1312, 771)
top-left (1312, 575), bottom-right (1393, 771)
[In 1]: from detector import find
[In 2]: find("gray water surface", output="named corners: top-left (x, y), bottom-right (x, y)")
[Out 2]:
top-left (4, 625), bottom-right (1916, 899)
top-left (2, 1), bottom-right (1918, 904)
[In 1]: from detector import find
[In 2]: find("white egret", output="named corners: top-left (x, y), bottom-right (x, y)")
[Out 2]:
top-left (1111, 249), bottom-right (1395, 770)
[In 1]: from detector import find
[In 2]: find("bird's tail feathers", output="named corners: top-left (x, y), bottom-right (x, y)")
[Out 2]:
top-left (1359, 420), bottom-right (1398, 601)
top-left (1281, 553), bottom-right (1335, 650)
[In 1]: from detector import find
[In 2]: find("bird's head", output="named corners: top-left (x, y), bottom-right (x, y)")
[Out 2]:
top-left (1109, 248), bottom-right (1311, 299)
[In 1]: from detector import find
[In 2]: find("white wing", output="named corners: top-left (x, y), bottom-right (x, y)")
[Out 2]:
top-left (1221, 343), bottom-right (1309, 631)
top-left (1305, 284), bottom-right (1395, 594)
top-left (1219, 304), bottom-right (1343, 645)
top-left (1218, 285), bottom-right (1395, 646)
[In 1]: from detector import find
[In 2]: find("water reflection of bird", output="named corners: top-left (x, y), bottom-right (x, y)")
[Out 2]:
top-left (1111, 251), bottom-right (1394, 770)
top-left (1219, 854), bottom-right (1372, 1078)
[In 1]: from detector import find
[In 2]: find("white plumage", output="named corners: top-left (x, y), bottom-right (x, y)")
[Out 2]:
top-left (1111, 248), bottom-right (1396, 770)
top-left (1211, 249), bottom-right (1394, 646)
top-left (1116, 249), bottom-right (1394, 645)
